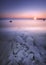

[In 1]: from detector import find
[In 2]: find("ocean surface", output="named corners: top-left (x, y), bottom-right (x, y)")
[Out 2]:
top-left (0, 19), bottom-right (46, 65)
top-left (0, 19), bottom-right (46, 32)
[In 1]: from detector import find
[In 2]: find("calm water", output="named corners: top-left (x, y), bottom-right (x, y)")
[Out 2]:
top-left (0, 19), bottom-right (46, 32)
top-left (0, 19), bottom-right (46, 65)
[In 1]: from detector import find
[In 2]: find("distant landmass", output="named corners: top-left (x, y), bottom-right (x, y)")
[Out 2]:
top-left (0, 18), bottom-right (46, 21)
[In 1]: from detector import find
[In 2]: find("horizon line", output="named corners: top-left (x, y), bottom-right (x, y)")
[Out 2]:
top-left (0, 17), bottom-right (46, 20)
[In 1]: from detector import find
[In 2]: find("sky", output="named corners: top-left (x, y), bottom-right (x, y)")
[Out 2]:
top-left (0, 0), bottom-right (46, 18)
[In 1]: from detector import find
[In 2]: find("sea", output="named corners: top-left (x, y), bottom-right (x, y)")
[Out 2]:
top-left (0, 18), bottom-right (46, 65)
top-left (0, 18), bottom-right (46, 32)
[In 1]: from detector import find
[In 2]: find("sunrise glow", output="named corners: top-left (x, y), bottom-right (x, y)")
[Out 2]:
top-left (34, 17), bottom-right (37, 20)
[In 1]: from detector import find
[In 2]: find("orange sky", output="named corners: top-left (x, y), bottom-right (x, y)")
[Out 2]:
top-left (0, 11), bottom-right (46, 18)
